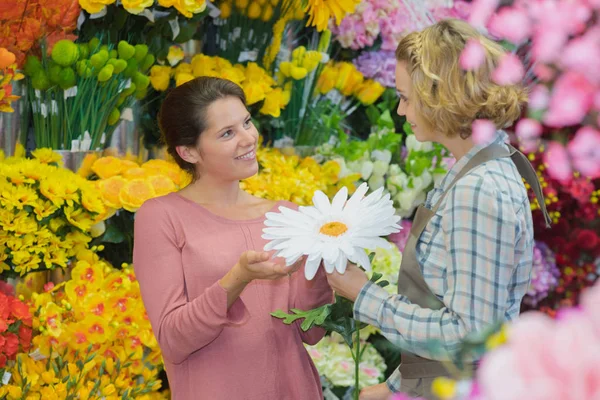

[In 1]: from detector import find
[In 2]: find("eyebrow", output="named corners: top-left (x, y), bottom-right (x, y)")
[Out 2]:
top-left (216, 113), bottom-right (251, 133)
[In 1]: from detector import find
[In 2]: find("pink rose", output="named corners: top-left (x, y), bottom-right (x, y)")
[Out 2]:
top-left (472, 119), bottom-right (497, 145)
top-left (459, 39), bottom-right (486, 71)
top-left (543, 141), bottom-right (572, 182)
top-left (492, 53), bottom-right (525, 85)
top-left (567, 126), bottom-right (600, 179)
top-left (544, 72), bottom-right (594, 127)
top-left (488, 6), bottom-right (531, 44)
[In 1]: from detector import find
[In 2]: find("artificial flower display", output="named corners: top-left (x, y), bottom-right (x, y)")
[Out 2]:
top-left (149, 55), bottom-right (289, 117)
top-left (0, 261), bottom-right (166, 399)
top-left (78, 0), bottom-right (207, 18)
top-left (0, 149), bottom-right (106, 277)
top-left (240, 146), bottom-right (354, 205)
top-left (465, 0), bottom-right (600, 179)
top-left (89, 156), bottom-right (191, 212)
top-left (0, 0), bottom-right (80, 67)
top-left (23, 38), bottom-right (156, 150)
top-left (262, 183), bottom-right (401, 279)
top-left (305, 332), bottom-right (386, 389)
top-left (0, 48), bottom-right (24, 112)
top-left (0, 291), bottom-right (33, 370)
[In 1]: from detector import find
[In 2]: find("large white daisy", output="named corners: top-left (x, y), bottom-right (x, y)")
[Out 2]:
top-left (262, 183), bottom-right (402, 280)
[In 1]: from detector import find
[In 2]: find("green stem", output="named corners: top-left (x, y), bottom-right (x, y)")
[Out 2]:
top-left (354, 327), bottom-right (360, 400)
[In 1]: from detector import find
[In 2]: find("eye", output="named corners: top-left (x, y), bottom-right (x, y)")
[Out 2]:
top-left (243, 118), bottom-right (253, 129)
top-left (396, 90), bottom-right (408, 101)
top-left (221, 130), bottom-right (233, 138)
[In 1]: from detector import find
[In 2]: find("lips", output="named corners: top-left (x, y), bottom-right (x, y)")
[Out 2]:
top-left (235, 150), bottom-right (256, 160)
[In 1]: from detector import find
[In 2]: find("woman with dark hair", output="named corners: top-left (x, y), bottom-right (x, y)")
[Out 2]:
top-left (133, 77), bottom-right (333, 399)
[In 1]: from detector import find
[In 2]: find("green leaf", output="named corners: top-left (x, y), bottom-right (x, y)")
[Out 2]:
top-left (366, 105), bottom-right (381, 126)
top-left (102, 222), bottom-right (126, 243)
top-left (271, 304), bottom-right (332, 331)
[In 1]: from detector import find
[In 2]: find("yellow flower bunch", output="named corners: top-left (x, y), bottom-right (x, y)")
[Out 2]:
top-left (278, 46), bottom-right (322, 82)
top-left (150, 55), bottom-right (290, 117)
top-left (0, 149), bottom-right (106, 277)
top-left (262, 0), bottom-right (305, 69)
top-left (240, 147), bottom-right (360, 205)
top-left (0, 48), bottom-right (24, 113)
top-left (158, 0), bottom-right (207, 17)
top-left (316, 61), bottom-right (385, 105)
top-left (0, 261), bottom-right (166, 400)
top-left (304, 0), bottom-right (360, 31)
top-left (88, 156), bottom-right (191, 212)
top-left (79, 0), bottom-right (206, 18)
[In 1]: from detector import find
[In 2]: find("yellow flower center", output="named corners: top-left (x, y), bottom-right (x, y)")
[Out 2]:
top-left (319, 221), bottom-right (348, 237)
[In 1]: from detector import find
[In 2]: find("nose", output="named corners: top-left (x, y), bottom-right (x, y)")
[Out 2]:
top-left (239, 126), bottom-right (257, 147)
top-left (397, 100), bottom-right (406, 117)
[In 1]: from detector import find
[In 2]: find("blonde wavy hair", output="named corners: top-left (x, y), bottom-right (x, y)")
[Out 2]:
top-left (395, 19), bottom-right (528, 139)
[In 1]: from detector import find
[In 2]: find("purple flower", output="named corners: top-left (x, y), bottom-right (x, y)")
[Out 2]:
top-left (523, 241), bottom-right (560, 307)
top-left (353, 51), bottom-right (397, 88)
top-left (388, 219), bottom-right (412, 252)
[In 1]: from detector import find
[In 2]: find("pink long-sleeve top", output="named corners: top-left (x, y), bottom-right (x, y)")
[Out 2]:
top-left (133, 192), bottom-right (334, 400)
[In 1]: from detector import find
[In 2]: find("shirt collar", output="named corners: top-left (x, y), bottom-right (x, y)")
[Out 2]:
top-left (434, 130), bottom-right (508, 191)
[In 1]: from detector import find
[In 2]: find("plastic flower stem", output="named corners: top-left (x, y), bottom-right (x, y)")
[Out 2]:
top-left (353, 327), bottom-right (361, 400)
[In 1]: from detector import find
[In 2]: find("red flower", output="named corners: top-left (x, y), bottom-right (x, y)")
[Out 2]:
top-left (0, 292), bottom-right (10, 321)
top-left (18, 325), bottom-right (32, 352)
top-left (0, 281), bottom-right (14, 297)
top-left (575, 229), bottom-right (599, 251)
top-left (44, 282), bottom-right (55, 292)
top-left (0, 353), bottom-right (6, 368)
top-left (9, 298), bottom-right (31, 326)
top-left (568, 178), bottom-right (595, 203)
top-left (3, 332), bottom-right (18, 357)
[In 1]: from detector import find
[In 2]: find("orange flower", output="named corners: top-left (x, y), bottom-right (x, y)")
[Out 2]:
top-left (123, 167), bottom-right (148, 180)
top-left (97, 176), bottom-right (127, 209)
top-left (119, 179), bottom-right (156, 212)
top-left (148, 175), bottom-right (176, 196)
top-left (92, 156), bottom-right (126, 179)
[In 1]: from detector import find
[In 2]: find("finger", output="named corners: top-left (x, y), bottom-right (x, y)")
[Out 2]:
top-left (247, 251), bottom-right (270, 265)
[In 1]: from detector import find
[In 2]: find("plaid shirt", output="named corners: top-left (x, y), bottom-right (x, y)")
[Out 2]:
top-left (354, 132), bottom-right (535, 392)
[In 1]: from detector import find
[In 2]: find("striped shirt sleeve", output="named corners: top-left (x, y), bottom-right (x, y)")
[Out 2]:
top-left (354, 174), bottom-right (520, 361)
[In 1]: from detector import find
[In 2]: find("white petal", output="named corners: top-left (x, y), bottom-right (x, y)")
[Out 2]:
top-left (304, 256), bottom-right (322, 279)
top-left (312, 190), bottom-right (332, 215)
top-left (299, 206), bottom-right (323, 220)
top-left (350, 236), bottom-right (391, 250)
top-left (344, 183), bottom-right (369, 213)
top-left (331, 186), bottom-right (348, 214)
top-left (323, 245), bottom-right (340, 264)
top-left (354, 248), bottom-right (372, 271)
top-left (263, 227), bottom-right (313, 237)
top-left (286, 253), bottom-right (303, 266)
top-left (264, 238), bottom-right (288, 251)
top-left (335, 252), bottom-right (347, 273)
top-left (323, 260), bottom-right (335, 274)
top-left (305, 258), bottom-right (322, 280)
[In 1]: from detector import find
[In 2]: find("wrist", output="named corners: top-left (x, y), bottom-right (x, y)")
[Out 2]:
top-left (219, 263), bottom-right (251, 292)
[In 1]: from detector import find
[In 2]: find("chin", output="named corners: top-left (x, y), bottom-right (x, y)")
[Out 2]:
top-left (413, 128), bottom-right (435, 143)
top-left (236, 161), bottom-right (259, 180)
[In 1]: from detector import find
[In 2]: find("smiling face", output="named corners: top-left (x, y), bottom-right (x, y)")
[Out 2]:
top-left (177, 96), bottom-right (259, 182)
top-left (395, 61), bottom-right (436, 143)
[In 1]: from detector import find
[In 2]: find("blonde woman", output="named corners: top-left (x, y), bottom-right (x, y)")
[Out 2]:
top-left (327, 19), bottom-right (551, 399)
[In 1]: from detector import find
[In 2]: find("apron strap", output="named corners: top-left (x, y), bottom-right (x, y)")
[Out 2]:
top-left (430, 144), bottom-right (552, 228)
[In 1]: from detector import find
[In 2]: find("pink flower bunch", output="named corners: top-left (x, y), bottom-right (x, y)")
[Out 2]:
top-left (331, 0), bottom-right (471, 51)
top-left (476, 281), bottom-right (600, 400)
top-left (463, 0), bottom-right (600, 180)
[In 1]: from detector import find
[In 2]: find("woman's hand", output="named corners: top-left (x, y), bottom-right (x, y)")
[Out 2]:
top-left (359, 383), bottom-right (393, 400)
top-left (220, 251), bottom-right (303, 308)
top-left (326, 262), bottom-right (370, 302)
top-left (235, 251), bottom-right (303, 282)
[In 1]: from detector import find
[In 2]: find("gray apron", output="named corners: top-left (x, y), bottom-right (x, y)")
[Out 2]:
top-left (394, 143), bottom-right (551, 398)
